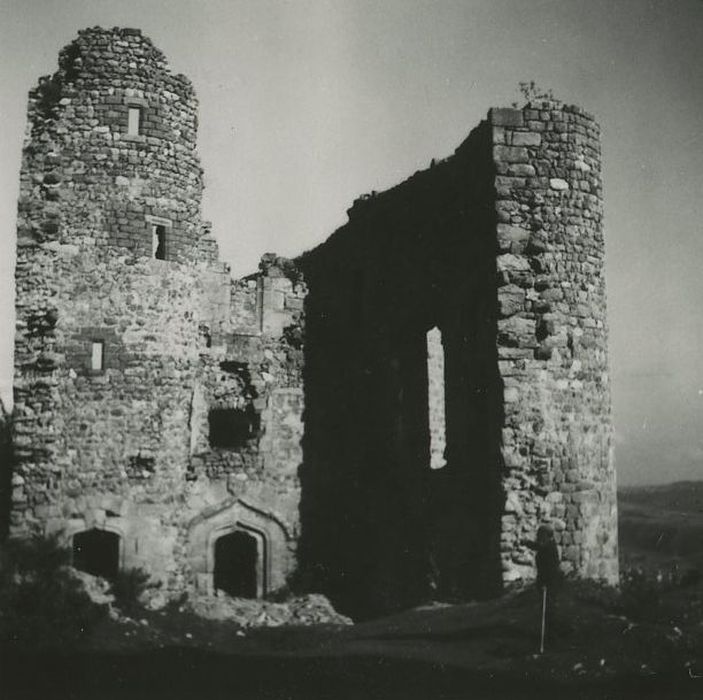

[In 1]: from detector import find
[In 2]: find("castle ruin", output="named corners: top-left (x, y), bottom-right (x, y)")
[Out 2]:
top-left (8, 28), bottom-right (617, 617)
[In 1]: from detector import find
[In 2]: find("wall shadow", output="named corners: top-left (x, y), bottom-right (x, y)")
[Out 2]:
top-left (297, 122), bottom-right (505, 619)
top-left (0, 406), bottom-right (13, 540)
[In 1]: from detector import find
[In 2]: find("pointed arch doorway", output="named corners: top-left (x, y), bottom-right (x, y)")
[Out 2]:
top-left (212, 526), bottom-right (265, 598)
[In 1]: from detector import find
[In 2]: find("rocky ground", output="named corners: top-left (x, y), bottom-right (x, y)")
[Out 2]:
top-left (5, 573), bottom-right (700, 699)
top-left (3, 482), bottom-right (702, 698)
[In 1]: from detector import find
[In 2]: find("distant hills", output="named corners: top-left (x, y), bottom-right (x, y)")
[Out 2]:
top-left (618, 480), bottom-right (703, 574)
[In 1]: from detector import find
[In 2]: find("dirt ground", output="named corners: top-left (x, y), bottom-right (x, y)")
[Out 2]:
top-left (4, 582), bottom-right (702, 699)
top-left (3, 482), bottom-right (702, 698)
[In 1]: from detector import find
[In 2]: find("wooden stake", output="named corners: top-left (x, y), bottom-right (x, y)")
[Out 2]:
top-left (540, 586), bottom-right (547, 654)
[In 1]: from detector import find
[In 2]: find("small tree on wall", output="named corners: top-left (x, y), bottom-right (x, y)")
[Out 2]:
top-left (513, 81), bottom-right (556, 107)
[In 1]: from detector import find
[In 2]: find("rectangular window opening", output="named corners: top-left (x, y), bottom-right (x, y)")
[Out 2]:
top-left (153, 224), bottom-right (166, 260)
top-left (208, 407), bottom-right (260, 449)
top-left (426, 326), bottom-right (447, 469)
top-left (91, 340), bottom-right (104, 371)
top-left (127, 106), bottom-right (141, 136)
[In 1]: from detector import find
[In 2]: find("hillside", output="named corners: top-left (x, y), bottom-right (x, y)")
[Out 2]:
top-left (618, 481), bottom-right (703, 576)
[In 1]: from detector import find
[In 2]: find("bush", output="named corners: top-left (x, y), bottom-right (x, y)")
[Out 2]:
top-left (0, 534), bottom-right (106, 650)
top-left (110, 567), bottom-right (151, 616)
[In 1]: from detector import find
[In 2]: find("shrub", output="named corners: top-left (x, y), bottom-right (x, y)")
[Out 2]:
top-left (0, 534), bottom-right (106, 650)
top-left (110, 567), bottom-right (151, 617)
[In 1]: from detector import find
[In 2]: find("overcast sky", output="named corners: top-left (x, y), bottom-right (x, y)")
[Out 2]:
top-left (0, 0), bottom-right (701, 485)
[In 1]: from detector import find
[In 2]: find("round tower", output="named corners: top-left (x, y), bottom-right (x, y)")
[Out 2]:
top-left (491, 101), bottom-right (618, 585)
top-left (12, 28), bottom-right (218, 585)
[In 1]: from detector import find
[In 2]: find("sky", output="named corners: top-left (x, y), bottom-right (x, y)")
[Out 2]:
top-left (0, 0), bottom-right (701, 486)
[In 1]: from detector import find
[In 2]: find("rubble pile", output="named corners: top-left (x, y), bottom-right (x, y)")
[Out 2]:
top-left (187, 592), bottom-right (353, 627)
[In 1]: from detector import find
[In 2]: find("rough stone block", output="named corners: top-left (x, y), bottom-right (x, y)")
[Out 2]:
top-left (549, 178), bottom-right (569, 191)
top-left (511, 131), bottom-right (542, 147)
top-left (497, 253), bottom-right (531, 273)
top-left (498, 285), bottom-right (526, 317)
top-left (497, 224), bottom-right (530, 253)
top-left (498, 317), bottom-right (537, 347)
top-left (507, 163), bottom-right (536, 177)
top-left (493, 145), bottom-right (529, 163)
top-left (491, 107), bottom-right (524, 127)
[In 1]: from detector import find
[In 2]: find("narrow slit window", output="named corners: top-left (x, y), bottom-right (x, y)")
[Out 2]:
top-left (127, 106), bottom-right (141, 136)
top-left (153, 224), bottom-right (166, 260)
top-left (426, 327), bottom-right (447, 469)
top-left (91, 341), bottom-right (104, 371)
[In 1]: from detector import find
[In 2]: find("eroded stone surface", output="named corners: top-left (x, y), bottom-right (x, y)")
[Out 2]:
top-left (11, 28), bottom-right (305, 598)
top-left (9, 28), bottom-right (616, 616)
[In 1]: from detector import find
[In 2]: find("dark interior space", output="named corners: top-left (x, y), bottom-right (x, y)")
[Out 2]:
top-left (72, 528), bottom-right (120, 579)
top-left (208, 407), bottom-right (260, 449)
top-left (214, 529), bottom-right (259, 598)
top-left (153, 224), bottom-right (166, 260)
top-left (297, 122), bottom-right (505, 619)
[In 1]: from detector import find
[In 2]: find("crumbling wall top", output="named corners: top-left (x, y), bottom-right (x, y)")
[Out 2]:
top-left (37, 26), bottom-right (196, 106)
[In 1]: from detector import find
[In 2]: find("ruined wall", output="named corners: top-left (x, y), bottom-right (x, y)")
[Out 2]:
top-left (298, 102), bottom-right (616, 617)
top-left (11, 28), bottom-right (305, 595)
top-left (490, 103), bottom-right (617, 583)
top-left (186, 256), bottom-right (306, 591)
top-left (10, 25), bottom-right (615, 612)
top-left (298, 124), bottom-right (504, 618)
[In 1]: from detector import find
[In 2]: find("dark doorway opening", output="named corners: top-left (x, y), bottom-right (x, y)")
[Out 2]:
top-left (72, 529), bottom-right (120, 579)
top-left (213, 530), bottom-right (259, 598)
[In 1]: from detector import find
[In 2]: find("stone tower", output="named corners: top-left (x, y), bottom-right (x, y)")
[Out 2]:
top-left (12, 25), bottom-right (215, 578)
top-left (11, 27), bottom-right (305, 594)
top-left (297, 103), bottom-right (618, 616)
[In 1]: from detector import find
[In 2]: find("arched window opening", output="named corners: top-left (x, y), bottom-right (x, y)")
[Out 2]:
top-left (213, 530), bottom-right (259, 598)
top-left (72, 528), bottom-right (120, 579)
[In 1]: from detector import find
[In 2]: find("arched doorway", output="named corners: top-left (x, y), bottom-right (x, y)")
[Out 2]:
top-left (213, 529), bottom-right (259, 598)
top-left (72, 528), bottom-right (120, 579)
top-left (187, 498), bottom-right (291, 596)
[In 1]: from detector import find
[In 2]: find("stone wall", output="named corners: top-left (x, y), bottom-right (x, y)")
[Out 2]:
top-left (490, 103), bottom-right (617, 583)
top-left (298, 103), bottom-right (616, 616)
top-left (10, 28), bottom-right (305, 596)
top-left (298, 123), bottom-right (503, 617)
top-left (9, 25), bottom-right (615, 615)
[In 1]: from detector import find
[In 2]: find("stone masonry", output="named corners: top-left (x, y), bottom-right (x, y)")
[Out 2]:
top-left (8, 27), bottom-right (617, 617)
top-left (490, 105), bottom-right (616, 584)
top-left (296, 103), bottom-right (616, 616)
top-left (11, 28), bottom-right (305, 597)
